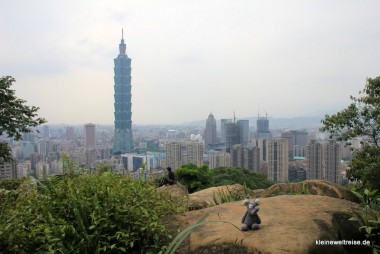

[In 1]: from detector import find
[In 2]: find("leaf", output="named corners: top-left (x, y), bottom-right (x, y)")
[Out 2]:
top-left (351, 190), bottom-right (363, 199)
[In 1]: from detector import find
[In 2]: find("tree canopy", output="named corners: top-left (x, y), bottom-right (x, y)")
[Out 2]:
top-left (211, 166), bottom-right (273, 190)
top-left (0, 76), bottom-right (46, 161)
top-left (175, 164), bottom-right (272, 193)
top-left (175, 164), bottom-right (212, 193)
top-left (321, 76), bottom-right (380, 189)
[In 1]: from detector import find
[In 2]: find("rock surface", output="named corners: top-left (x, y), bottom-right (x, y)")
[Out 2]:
top-left (188, 184), bottom-right (252, 210)
top-left (172, 195), bottom-right (368, 254)
top-left (258, 180), bottom-right (359, 203)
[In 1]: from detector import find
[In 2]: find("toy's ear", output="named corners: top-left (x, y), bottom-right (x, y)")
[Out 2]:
top-left (243, 199), bottom-right (250, 206)
top-left (254, 199), bottom-right (260, 205)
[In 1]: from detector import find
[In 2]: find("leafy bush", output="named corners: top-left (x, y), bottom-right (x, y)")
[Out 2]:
top-left (0, 178), bottom-right (23, 190)
top-left (0, 171), bottom-right (180, 253)
top-left (350, 189), bottom-right (380, 253)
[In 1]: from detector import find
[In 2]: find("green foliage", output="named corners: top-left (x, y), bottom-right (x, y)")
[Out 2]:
top-left (0, 170), bottom-right (180, 252)
top-left (175, 165), bottom-right (272, 194)
top-left (175, 164), bottom-right (212, 193)
top-left (301, 182), bottom-right (311, 195)
top-left (321, 76), bottom-right (380, 190)
top-left (211, 167), bottom-right (273, 190)
top-left (349, 189), bottom-right (380, 253)
top-left (0, 178), bottom-right (23, 190)
top-left (0, 76), bottom-right (46, 162)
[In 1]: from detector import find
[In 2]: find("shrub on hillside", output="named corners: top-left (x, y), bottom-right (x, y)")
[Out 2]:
top-left (0, 172), bottom-right (180, 253)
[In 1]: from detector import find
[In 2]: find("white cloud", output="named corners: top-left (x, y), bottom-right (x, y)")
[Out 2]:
top-left (1, 0), bottom-right (380, 125)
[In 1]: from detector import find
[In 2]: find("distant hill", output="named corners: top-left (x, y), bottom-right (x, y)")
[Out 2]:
top-left (181, 116), bottom-right (323, 129)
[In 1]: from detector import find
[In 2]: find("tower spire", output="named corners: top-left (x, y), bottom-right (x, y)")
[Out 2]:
top-left (119, 28), bottom-right (126, 55)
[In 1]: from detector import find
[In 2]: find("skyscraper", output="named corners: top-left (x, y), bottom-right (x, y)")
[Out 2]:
top-left (306, 140), bottom-right (323, 180)
top-left (66, 126), bottom-right (75, 141)
top-left (306, 139), bottom-right (342, 184)
top-left (113, 30), bottom-right (134, 154)
top-left (256, 114), bottom-right (271, 139)
top-left (220, 119), bottom-right (231, 144)
top-left (324, 140), bottom-right (342, 184)
top-left (267, 138), bottom-right (289, 182)
top-left (84, 123), bottom-right (96, 147)
top-left (166, 141), bottom-right (204, 170)
top-left (231, 145), bottom-right (260, 173)
top-left (204, 113), bottom-right (217, 150)
top-left (237, 120), bottom-right (249, 147)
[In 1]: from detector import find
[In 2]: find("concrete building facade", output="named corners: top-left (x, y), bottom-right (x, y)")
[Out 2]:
top-left (267, 138), bottom-right (289, 182)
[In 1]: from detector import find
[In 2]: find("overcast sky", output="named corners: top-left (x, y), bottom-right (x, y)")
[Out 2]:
top-left (1, 0), bottom-right (380, 125)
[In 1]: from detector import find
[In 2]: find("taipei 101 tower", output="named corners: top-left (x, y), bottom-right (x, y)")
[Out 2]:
top-left (113, 29), bottom-right (134, 154)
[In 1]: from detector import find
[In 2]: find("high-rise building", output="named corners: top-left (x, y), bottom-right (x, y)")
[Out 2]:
top-left (237, 120), bottom-right (249, 147)
top-left (165, 142), bottom-right (182, 170)
top-left (220, 119), bottom-right (231, 144)
top-left (306, 139), bottom-right (341, 184)
top-left (324, 140), bottom-right (342, 184)
top-left (306, 140), bottom-right (323, 180)
top-left (166, 141), bottom-right (203, 170)
top-left (256, 115), bottom-right (271, 139)
top-left (208, 150), bottom-right (231, 169)
top-left (267, 138), bottom-right (288, 182)
top-left (231, 145), bottom-right (260, 173)
top-left (43, 125), bottom-right (50, 138)
top-left (113, 30), bottom-right (134, 154)
top-left (84, 123), bottom-right (96, 147)
top-left (204, 113), bottom-right (217, 150)
top-left (281, 130), bottom-right (309, 159)
top-left (0, 160), bottom-right (17, 179)
top-left (66, 127), bottom-right (75, 140)
top-left (223, 115), bottom-right (245, 152)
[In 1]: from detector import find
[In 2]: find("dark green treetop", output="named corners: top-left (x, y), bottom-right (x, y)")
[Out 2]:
top-left (0, 76), bottom-right (46, 161)
top-left (321, 76), bottom-right (380, 189)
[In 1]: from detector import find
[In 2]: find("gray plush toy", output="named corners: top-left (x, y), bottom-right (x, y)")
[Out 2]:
top-left (241, 199), bottom-right (261, 231)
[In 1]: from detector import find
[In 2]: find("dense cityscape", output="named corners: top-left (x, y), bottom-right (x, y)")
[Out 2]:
top-left (2, 1), bottom-right (380, 252)
top-left (0, 33), bottom-right (355, 185)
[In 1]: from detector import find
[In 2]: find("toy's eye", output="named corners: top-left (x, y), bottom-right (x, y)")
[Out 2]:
top-left (248, 204), bottom-right (253, 209)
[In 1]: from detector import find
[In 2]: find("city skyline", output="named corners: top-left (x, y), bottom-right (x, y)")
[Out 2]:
top-left (1, 1), bottom-right (380, 125)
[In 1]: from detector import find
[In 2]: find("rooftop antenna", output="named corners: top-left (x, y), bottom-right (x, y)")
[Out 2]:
top-left (233, 110), bottom-right (236, 123)
top-left (122, 28), bottom-right (124, 39)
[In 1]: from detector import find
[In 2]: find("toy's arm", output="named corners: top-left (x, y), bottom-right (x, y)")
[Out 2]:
top-left (250, 206), bottom-right (260, 215)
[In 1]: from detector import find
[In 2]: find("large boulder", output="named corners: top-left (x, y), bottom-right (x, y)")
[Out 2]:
top-left (172, 195), bottom-right (369, 254)
top-left (188, 184), bottom-right (253, 210)
top-left (157, 182), bottom-right (189, 211)
top-left (257, 180), bottom-right (359, 203)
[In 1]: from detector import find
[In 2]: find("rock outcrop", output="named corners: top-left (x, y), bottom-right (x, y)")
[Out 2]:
top-left (172, 195), bottom-right (368, 254)
top-left (188, 184), bottom-right (252, 210)
top-left (257, 180), bottom-right (359, 203)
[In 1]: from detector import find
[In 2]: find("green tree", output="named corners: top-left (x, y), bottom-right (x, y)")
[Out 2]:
top-left (175, 164), bottom-right (212, 193)
top-left (0, 76), bottom-right (46, 161)
top-left (211, 166), bottom-right (272, 190)
top-left (321, 76), bottom-right (380, 190)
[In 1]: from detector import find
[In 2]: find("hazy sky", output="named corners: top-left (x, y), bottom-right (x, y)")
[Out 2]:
top-left (1, 1), bottom-right (380, 125)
